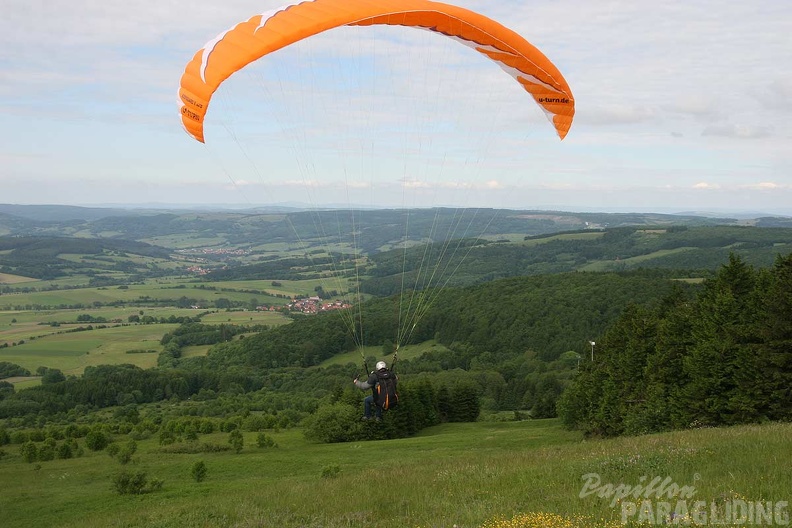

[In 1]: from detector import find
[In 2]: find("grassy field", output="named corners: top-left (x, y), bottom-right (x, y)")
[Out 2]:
top-left (520, 231), bottom-right (605, 247)
top-left (207, 278), bottom-right (346, 299)
top-left (139, 234), bottom-right (230, 249)
top-left (0, 281), bottom-right (288, 310)
top-left (0, 272), bottom-right (38, 284)
top-left (0, 419), bottom-right (789, 527)
top-left (318, 340), bottom-right (451, 368)
top-left (578, 248), bottom-right (695, 272)
top-left (0, 323), bottom-right (175, 376)
top-left (199, 310), bottom-right (291, 326)
top-left (0, 307), bottom-right (292, 379)
top-left (0, 275), bottom-right (366, 310)
top-left (0, 308), bottom-right (290, 380)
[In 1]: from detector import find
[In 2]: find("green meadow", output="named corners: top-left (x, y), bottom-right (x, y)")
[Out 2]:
top-left (0, 272), bottom-right (37, 284)
top-left (520, 231), bottom-right (605, 247)
top-left (207, 278), bottom-right (340, 298)
top-left (578, 248), bottom-right (695, 272)
top-left (0, 324), bottom-right (175, 376)
top-left (0, 281), bottom-right (284, 309)
top-left (0, 419), bottom-right (789, 528)
top-left (0, 271), bottom-right (338, 336)
top-left (199, 310), bottom-right (291, 326)
top-left (318, 340), bottom-right (451, 368)
top-left (0, 308), bottom-right (291, 379)
top-left (138, 235), bottom-right (230, 249)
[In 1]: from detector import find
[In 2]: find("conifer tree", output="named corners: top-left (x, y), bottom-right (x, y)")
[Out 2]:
top-left (683, 255), bottom-right (756, 426)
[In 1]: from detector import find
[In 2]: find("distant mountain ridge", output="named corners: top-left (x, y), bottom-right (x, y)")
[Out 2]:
top-left (0, 203), bottom-right (749, 242)
top-left (2, 204), bottom-right (792, 285)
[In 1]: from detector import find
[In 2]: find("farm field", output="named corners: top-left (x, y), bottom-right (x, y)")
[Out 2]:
top-left (520, 231), bottom-right (605, 247)
top-left (0, 323), bottom-right (175, 377)
top-left (0, 419), bottom-right (789, 528)
top-left (318, 340), bottom-right (451, 368)
top-left (0, 305), bottom-right (292, 381)
top-left (578, 248), bottom-right (695, 272)
top-left (1, 263), bottom-right (355, 315)
top-left (0, 281), bottom-right (287, 310)
top-left (199, 310), bottom-right (291, 326)
top-left (139, 234), bottom-right (230, 249)
top-left (207, 278), bottom-right (346, 299)
top-left (0, 272), bottom-right (37, 284)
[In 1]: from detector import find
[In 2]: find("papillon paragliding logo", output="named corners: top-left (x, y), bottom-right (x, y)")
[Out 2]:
top-left (579, 473), bottom-right (790, 526)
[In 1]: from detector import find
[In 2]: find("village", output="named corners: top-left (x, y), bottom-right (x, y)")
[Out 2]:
top-left (258, 296), bottom-right (352, 314)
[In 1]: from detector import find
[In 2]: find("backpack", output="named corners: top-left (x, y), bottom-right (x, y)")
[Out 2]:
top-left (373, 369), bottom-right (398, 410)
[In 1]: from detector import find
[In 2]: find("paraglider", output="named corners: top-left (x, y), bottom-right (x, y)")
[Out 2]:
top-left (176, 0), bottom-right (576, 388)
top-left (178, 0), bottom-right (575, 144)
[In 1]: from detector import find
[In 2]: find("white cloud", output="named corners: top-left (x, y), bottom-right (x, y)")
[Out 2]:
top-left (0, 0), bottom-right (790, 213)
top-left (756, 78), bottom-right (792, 113)
top-left (663, 95), bottom-right (723, 121)
top-left (580, 104), bottom-right (658, 126)
top-left (702, 124), bottom-right (773, 139)
top-left (739, 182), bottom-right (788, 191)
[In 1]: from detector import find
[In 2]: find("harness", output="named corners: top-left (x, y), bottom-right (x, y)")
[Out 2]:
top-left (359, 348), bottom-right (399, 410)
top-left (359, 348), bottom-right (398, 378)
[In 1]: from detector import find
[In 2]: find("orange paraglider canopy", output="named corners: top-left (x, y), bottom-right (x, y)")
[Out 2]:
top-left (178, 0), bottom-right (574, 143)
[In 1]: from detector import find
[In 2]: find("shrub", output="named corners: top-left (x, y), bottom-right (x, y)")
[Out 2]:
top-left (56, 442), bottom-right (73, 460)
top-left (10, 431), bottom-right (28, 444)
top-left (0, 361), bottom-right (29, 377)
top-left (29, 429), bottom-right (45, 442)
top-left (112, 470), bottom-right (161, 495)
top-left (219, 420), bottom-right (239, 433)
top-left (256, 433), bottom-right (278, 449)
top-left (45, 426), bottom-right (65, 441)
top-left (112, 471), bottom-right (146, 494)
top-left (158, 429), bottom-right (177, 446)
top-left (20, 441), bottom-right (38, 463)
top-left (321, 464), bottom-right (341, 479)
top-left (159, 442), bottom-right (230, 454)
top-left (198, 420), bottom-right (215, 434)
top-left (85, 430), bottom-right (110, 451)
top-left (38, 444), bottom-right (55, 461)
top-left (191, 461), bottom-right (207, 482)
top-left (0, 381), bottom-right (14, 400)
top-left (184, 426), bottom-right (198, 442)
top-left (63, 424), bottom-right (81, 439)
top-left (303, 403), bottom-right (362, 444)
top-left (41, 368), bottom-right (66, 385)
top-left (228, 430), bottom-right (243, 454)
top-left (117, 440), bottom-right (137, 465)
top-left (244, 414), bottom-right (277, 432)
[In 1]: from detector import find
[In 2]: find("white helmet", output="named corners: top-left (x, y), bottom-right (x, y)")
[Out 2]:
top-left (376, 361), bottom-right (387, 371)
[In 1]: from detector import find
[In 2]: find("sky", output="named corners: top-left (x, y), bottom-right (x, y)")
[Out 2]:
top-left (2, 0), bottom-right (791, 215)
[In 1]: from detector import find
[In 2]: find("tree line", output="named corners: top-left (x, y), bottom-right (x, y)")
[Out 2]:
top-left (558, 253), bottom-right (792, 436)
top-left (360, 226), bottom-right (792, 296)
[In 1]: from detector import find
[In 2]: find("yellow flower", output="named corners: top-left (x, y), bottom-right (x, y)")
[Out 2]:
top-left (481, 512), bottom-right (623, 528)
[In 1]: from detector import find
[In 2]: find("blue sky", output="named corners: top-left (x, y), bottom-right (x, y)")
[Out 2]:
top-left (2, 0), bottom-right (791, 214)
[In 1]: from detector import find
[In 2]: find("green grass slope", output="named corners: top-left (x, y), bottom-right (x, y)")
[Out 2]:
top-left (1, 419), bottom-right (788, 528)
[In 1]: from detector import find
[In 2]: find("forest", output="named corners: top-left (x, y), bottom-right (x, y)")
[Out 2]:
top-left (2, 205), bottom-right (792, 447)
top-left (558, 253), bottom-right (792, 436)
top-left (0, 269), bottom-right (690, 437)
